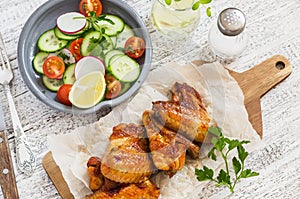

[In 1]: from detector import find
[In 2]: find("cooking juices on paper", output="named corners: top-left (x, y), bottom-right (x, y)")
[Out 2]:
top-left (151, 0), bottom-right (201, 39)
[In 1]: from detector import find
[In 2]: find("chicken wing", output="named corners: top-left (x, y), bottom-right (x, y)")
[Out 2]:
top-left (86, 178), bottom-right (160, 199)
top-left (152, 101), bottom-right (210, 143)
top-left (142, 110), bottom-right (186, 176)
top-left (171, 82), bottom-right (206, 111)
top-left (101, 123), bottom-right (155, 183)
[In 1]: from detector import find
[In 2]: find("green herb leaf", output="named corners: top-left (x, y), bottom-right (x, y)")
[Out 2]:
top-left (165, 0), bottom-right (172, 5)
top-left (195, 127), bottom-right (259, 193)
top-left (237, 145), bottom-right (248, 164)
top-left (217, 169), bottom-right (231, 185)
top-left (200, 0), bottom-right (212, 4)
top-left (96, 15), bottom-right (115, 25)
top-left (232, 157), bottom-right (241, 175)
top-left (226, 139), bottom-right (241, 151)
top-left (192, 1), bottom-right (201, 10)
top-left (214, 138), bottom-right (226, 152)
top-left (195, 166), bottom-right (214, 181)
top-left (208, 147), bottom-right (217, 161)
top-left (240, 169), bottom-right (259, 178)
top-left (208, 126), bottom-right (223, 137)
top-left (206, 7), bottom-right (212, 17)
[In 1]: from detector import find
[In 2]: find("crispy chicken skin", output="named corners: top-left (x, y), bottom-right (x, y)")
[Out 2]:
top-left (171, 82), bottom-right (206, 111)
top-left (152, 101), bottom-right (210, 143)
top-left (86, 178), bottom-right (160, 199)
top-left (142, 111), bottom-right (186, 176)
top-left (101, 123), bottom-right (155, 184)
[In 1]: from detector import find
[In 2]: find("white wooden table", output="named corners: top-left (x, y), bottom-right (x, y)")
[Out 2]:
top-left (0, 0), bottom-right (299, 198)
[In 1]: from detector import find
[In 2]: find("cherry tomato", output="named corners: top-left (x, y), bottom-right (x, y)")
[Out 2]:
top-left (43, 56), bottom-right (65, 79)
top-left (70, 38), bottom-right (83, 61)
top-left (105, 75), bottom-right (121, 99)
top-left (57, 84), bottom-right (72, 106)
top-left (124, 36), bottom-right (145, 59)
top-left (79, 0), bottom-right (102, 17)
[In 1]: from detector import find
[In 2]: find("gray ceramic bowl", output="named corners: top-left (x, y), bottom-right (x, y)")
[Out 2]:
top-left (18, 0), bottom-right (152, 115)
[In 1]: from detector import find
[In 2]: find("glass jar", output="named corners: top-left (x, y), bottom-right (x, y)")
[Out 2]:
top-left (151, 0), bottom-right (201, 39)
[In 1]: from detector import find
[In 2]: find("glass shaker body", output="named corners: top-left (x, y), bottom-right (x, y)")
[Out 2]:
top-left (208, 8), bottom-right (248, 59)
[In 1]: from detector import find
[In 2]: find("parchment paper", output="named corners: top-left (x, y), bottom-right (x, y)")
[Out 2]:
top-left (48, 61), bottom-right (261, 198)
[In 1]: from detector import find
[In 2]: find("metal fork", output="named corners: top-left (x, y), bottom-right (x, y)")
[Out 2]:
top-left (0, 32), bottom-right (35, 176)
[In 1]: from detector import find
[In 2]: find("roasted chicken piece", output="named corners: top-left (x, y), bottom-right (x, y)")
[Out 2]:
top-left (171, 82), bottom-right (206, 111)
top-left (87, 157), bottom-right (104, 191)
top-left (152, 115), bottom-right (201, 159)
top-left (86, 178), bottom-right (160, 199)
top-left (143, 110), bottom-right (186, 176)
top-left (152, 101), bottom-right (210, 143)
top-left (101, 123), bottom-right (155, 183)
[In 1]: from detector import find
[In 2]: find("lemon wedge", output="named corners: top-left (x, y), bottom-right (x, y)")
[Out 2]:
top-left (69, 71), bottom-right (106, 109)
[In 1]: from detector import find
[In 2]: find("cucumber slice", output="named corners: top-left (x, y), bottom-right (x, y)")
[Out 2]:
top-left (102, 34), bottom-right (114, 55)
top-left (81, 31), bottom-right (113, 58)
top-left (42, 75), bottom-right (64, 92)
top-left (110, 36), bottom-right (117, 47)
top-left (116, 24), bottom-right (134, 49)
top-left (93, 14), bottom-right (125, 36)
top-left (54, 26), bottom-right (80, 41)
top-left (104, 49), bottom-right (124, 69)
top-left (63, 64), bottom-right (76, 84)
top-left (38, 29), bottom-right (68, 52)
top-left (81, 31), bottom-right (102, 57)
top-left (33, 52), bottom-right (49, 74)
top-left (109, 55), bottom-right (140, 82)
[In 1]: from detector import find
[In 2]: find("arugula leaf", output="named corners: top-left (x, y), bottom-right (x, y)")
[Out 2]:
top-left (195, 127), bottom-right (259, 193)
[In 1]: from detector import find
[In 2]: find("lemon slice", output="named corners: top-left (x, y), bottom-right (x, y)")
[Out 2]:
top-left (69, 71), bottom-right (106, 109)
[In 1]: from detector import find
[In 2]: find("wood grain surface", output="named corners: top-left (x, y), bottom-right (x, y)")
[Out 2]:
top-left (42, 55), bottom-right (292, 198)
top-left (0, 131), bottom-right (19, 199)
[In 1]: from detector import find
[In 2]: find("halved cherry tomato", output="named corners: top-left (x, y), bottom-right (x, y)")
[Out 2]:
top-left (57, 84), bottom-right (72, 106)
top-left (79, 0), bottom-right (103, 17)
top-left (70, 38), bottom-right (83, 61)
top-left (105, 75), bottom-right (121, 99)
top-left (124, 36), bottom-right (145, 59)
top-left (43, 56), bottom-right (65, 79)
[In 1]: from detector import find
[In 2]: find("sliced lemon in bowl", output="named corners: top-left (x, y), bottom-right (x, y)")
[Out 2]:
top-left (69, 71), bottom-right (106, 109)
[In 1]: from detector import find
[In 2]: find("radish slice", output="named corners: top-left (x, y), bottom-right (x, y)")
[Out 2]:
top-left (47, 48), bottom-right (75, 65)
top-left (57, 12), bottom-right (86, 34)
top-left (75, 56), bottom-right (105, 80)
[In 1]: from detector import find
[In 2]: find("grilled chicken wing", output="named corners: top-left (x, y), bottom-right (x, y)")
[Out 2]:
top-left (153, 117), bottom-right (201, 159)
top-left (86, 178), bottom-right (160, 199)
top-left (101, 123), bottom-right (155, 183)
top-left (152, 101), bottom-right (210, 143)
top-left (171, 82), bottom-right (206, 111)
top-left (142, 110), bottom-right (186, 176)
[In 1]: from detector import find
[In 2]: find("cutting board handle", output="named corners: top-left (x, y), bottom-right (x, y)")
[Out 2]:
top-left (229, 54), bottom-right (292, 104)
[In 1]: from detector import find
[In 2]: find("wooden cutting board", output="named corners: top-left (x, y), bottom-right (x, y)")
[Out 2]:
top-left (42, 54), bottom-right (292, 199)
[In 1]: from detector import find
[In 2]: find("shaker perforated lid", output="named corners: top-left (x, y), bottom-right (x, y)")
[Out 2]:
top-left (217, 7), bottom-right (246, 36)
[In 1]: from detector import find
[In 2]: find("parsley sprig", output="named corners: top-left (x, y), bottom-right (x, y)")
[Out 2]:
top-left (164, 0), bottom-right (212, 17)
top-left (195, 126), bottom-right (259, 193)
